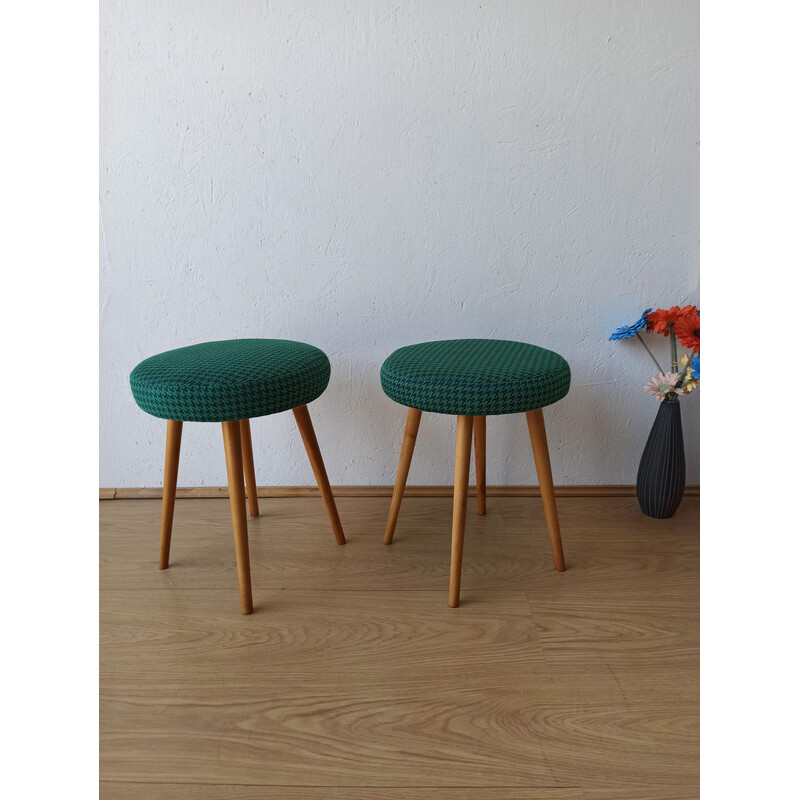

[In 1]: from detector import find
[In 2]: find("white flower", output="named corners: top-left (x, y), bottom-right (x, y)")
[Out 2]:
top-left (644, 372), bottom-right (683, 402)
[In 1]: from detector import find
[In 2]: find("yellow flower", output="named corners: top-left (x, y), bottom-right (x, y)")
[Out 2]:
top-left (682, 379), bottom-right (698, 393)
top-left (679, 353), bottom-right (694, 379)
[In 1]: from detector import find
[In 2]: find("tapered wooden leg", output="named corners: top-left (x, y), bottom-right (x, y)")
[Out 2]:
top-left (525, 408), bottom-right (566, 571)
top-left (292, 404), bottom-right (346, 545)
top-left (158, 420), bottom-right (183, 569)
top-left (473, 415), bottom-right (486, 516)
top-left (239, 419), bottom-right (260, 517)
top-left (221, 420), bottom-right (254, 614)
top-left (384, 407), bottom-right (423, 544)
top-left (449, 415), bottom-right (474, 608)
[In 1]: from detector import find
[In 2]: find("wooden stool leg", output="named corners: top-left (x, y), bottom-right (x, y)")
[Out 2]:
top-left (292, 405), bottom-right (346, 545)
top-left (384, 407), bottom-right (423, 544)
top-left (473, 415), bottom-right (486, 516)
top-left (221, 420), bottom-right (254, 614)
top-left (525, 408), bottom-right (566, 571)
top-left (449, 415), bottom-right (474, 608)
top-left (239, 419), bottom-right (260, 517)
top-left (158, 420), bottom-right (183, 569)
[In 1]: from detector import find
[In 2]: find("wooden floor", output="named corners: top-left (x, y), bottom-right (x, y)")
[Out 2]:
top-left (100, 494), bottom-right (699, 799)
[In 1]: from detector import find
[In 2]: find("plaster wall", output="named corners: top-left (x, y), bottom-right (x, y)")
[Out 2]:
top-left (100, 0), bottom-right (699, 488)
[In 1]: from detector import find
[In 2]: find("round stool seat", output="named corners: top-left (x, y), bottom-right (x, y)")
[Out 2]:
top-left (130, 339), bottom-right (330, 422)
top-left (380, 338), bottom-right (570, 416)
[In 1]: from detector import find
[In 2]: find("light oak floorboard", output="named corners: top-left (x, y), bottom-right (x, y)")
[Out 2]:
top-left (584, 789), bottom-right (698, 800)
top-left (100, 496), bottom-right (698, 792)
top-left (101, 590), bottom-right (547, 692)
top-left (101, 691), bottom-right (697, 787)
top-left (101, 786), bottom-right (585, 800)
top-left (100, 497), bottom-right (697, 593)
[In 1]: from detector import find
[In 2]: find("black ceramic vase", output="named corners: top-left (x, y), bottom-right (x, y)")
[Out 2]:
top-left (636, 399), bottom-right (686, 519)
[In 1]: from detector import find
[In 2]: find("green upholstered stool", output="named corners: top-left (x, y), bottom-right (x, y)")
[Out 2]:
top-left (380, 338), bottom-right (570, 607)
top-left (130, 339), bottom-right (346, 614)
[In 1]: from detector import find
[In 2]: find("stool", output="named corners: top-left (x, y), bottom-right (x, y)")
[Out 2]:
top-left (380, 338), bottom-right (570, 607)
top-left (130, 338), bottom-right (346, 614)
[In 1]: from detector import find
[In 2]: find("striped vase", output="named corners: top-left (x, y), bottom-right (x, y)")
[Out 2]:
top-left (636, 399), bottom-right (686, 519)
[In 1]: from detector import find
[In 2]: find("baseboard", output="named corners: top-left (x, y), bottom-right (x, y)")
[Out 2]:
top-left (101, 484), bottom-right (700, 500)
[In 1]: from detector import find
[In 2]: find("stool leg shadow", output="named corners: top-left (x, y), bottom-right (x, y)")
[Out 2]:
top-left (158, 419), bottom-right (183, 570)
top-left (221, 420), bottom-right (254, 614)
top-left (449, 414), bottom-right (474, 608)
top-left (384, 407), bottom-right (423, 545)
top-left (525, 408), bottom-right (566, 571)
top-left (239, 419), bottom-right (260, 518)
top-left (292, 404), bottom-right (346, 545)
top-left (473, 415), bottom-right (486, 516)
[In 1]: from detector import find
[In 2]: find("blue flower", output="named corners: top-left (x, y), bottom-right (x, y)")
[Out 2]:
top-left (609, 309), bottom-right (652, 341)
top-left (690, 356), bottom-right (699, 378)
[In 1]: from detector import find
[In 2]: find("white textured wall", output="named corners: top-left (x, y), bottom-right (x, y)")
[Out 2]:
top-left (100, 0), bottom-right (699, 488)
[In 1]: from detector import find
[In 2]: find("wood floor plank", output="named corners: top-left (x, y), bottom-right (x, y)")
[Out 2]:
top-left (100, 785), bottom-right (585, 799)
top-left (583, 788), bottom-right (698, 800)
top-left (496, 496), bottom-right (700, 553)
top-left (101, 690), bottom-right (554, 786)
top-left (101, 498), bottom-right (697, 594)
top-left (524, 702), bottom-right (698, 788)
top-left (101, 589), bottom-right (548, 692)
top-left (528, 598), bottom-right (699, 669)
top-left (101, 691), bottom-right (696, 787)
top-left (102, 668), bottom-right (628, 711)
top-left (594, 665), bottom-right (698, 705)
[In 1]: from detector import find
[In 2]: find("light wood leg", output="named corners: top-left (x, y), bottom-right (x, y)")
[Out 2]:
top-left (384, 407), bottom-right (423, 544)
top-left (221, 420), bottom-right (254, 614)
top-left (525, 408), bottom-right (566, 572)
top-left (292, 405), bottom-right (346, 545)
top-left (158, 420), bottom-right (182, 570)
top-left (473, 415), bottom-right (486, 516)
top-left (239, 419), bottom-right (260, 517)
top-left (449, 415), bottom-right (474, 608)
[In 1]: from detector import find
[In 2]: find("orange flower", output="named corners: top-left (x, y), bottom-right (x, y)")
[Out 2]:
top-left (674, 310), bottom-right (700, 352)
top-left (646, 305), bottom-right (697, 337)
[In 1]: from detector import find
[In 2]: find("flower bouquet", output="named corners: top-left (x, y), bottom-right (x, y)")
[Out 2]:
top-left (610, 305), bottom-right (700, 518)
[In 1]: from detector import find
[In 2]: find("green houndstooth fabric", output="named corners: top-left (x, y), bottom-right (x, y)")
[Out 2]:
top-left (380, 339), bottom-right (570, 416)
top-left (130, 339), bottom-right (331, 422)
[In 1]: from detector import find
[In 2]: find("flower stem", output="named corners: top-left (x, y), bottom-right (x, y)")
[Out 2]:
top-left (668, 322), bottom-right (678, 373)
top-left (635, 332), bottom-right (664, 373)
